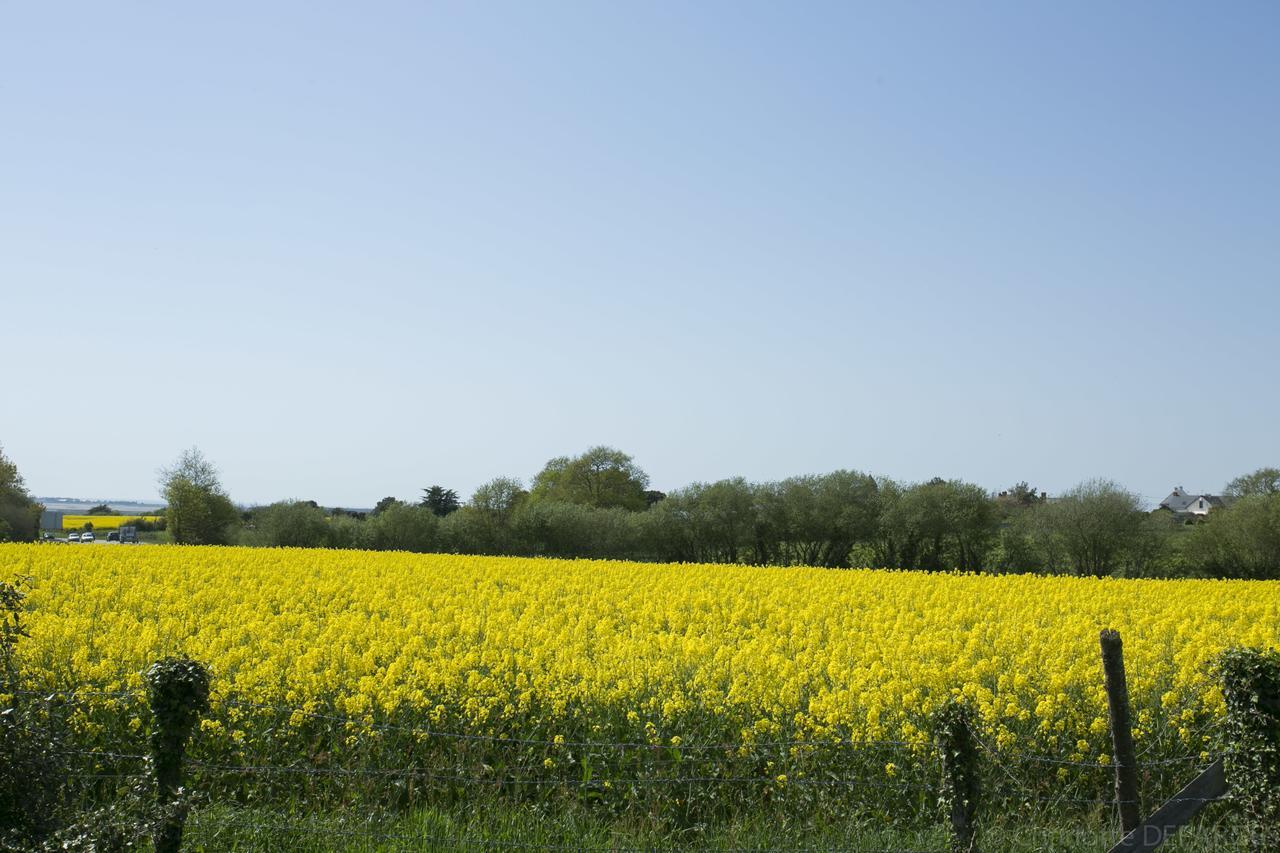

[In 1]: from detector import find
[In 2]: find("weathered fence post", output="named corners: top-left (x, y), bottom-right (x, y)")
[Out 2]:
top-left (933, 698), bottom-right (980, 853)
top-left (1100, 629), bottom-right (1141, 834)
top-left (1219, 647), bottom-right (1280, 853)
top-left (145, 657), bottom-right (211, 853)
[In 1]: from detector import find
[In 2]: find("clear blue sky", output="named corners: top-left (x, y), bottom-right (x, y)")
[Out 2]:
top-left (3, 2), bottom-right (1277, 508)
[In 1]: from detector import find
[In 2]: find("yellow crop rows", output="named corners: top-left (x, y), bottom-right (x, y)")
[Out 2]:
top-left (3, 543), bottom-right (1278, 768)
top-left (58, 515), bottom-right (163, 531)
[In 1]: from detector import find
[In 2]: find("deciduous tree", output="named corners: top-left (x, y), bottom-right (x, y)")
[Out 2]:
top-left (158, 448), bottom-right (238, 545)
top-left (1225, 467), bottom-right (1280, 499)
top-left (530, 447), bottom-right (650, 511)
top-left (0, 445), bottom-right (41, 543)
top-left (1032, 479), bottom-right (1146, 577)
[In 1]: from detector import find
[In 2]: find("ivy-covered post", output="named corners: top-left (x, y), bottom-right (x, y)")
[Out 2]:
top-left (1219, 647), bottom-right (1280, 853)
top-left (933, 699), bottom-right (981, 853)
top-left (145, 657), bottom-right (211, 853)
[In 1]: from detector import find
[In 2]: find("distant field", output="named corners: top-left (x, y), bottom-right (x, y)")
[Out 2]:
top-left (58, 514), bottom-right (163, 530)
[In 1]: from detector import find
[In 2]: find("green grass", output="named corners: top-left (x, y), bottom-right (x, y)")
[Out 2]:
top-left (181, 800), bottom-right (1250, 852)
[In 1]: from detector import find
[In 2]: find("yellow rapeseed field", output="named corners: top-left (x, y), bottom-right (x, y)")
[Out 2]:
top-left (3, 543), bottom-right (1278, 770)
top-left (58, 515), bottom-right (163, 531)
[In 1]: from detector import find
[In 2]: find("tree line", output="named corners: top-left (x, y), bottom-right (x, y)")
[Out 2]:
top-left (177, 446), bottom-right (1280, 580)
top-left (2, 444), bottom-right (1277, 579)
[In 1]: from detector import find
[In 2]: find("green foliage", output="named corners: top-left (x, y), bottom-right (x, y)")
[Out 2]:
top-left (757, 471), bottom-right (883, 567)
top-left (650, 477), bottom-right (758, 564)
top-left (123, 447), bottom-right (1278, 578)
top-left (145, 657), bottom-right (210, 853)
top-left (1225, 467), bottom-right (1280, 499)
top-left (0, 697), bottom-right (74, 849)
top-left (510, 501), bottom-right (642, 559)
top-left (324, 514), bottom-right (366, 549)
top-left (372, 496), bottom-right (403, 515)
top-left (86, 504), bottom-right (116, 516)
top-left (0, 444), bottom-right (41, 543)
top-left (248, 501), bottom-right (333, 548)
top-left (29, 794), bottom-right (153, 852)
top-left (469, 477), bottom-right (527, 523)
top-left (0, 579), bottom-right (28, 680)
top-left (530, 447), bottom-right (650, 511)
top-left (1, 586), bottom-right (193, 851)
top-left (125, 515), bottom-right (166, 533)
top-left (877, 478), bottom-right (997, 572)
top-left (438, 478), bottom-right (529, 555)
top-left (145, 657), bottom-right (211, 753)
top-left (1217, 647), bottom-right (1280, 852)
top-left (996, 481), bottom-right (1045, 509)
top-left (179, 800), bottom-right (1249, 853)
top-left (932, 699), bottom-right (980, 853)
top-left (158, 448), bottom-right (238, 545)
top-left (989, 510), bottom-right (1047, 574)
top-left (0, 580), bottom-right (73, 849)
top-left (1180, 494), bottom-right (1280, 579)
top-left (363, 503), bottom-right (441, 553)
top-left (1028, 479), bottom-right (1148, 576)
top-left (420, 485), bottom-right (461, 517)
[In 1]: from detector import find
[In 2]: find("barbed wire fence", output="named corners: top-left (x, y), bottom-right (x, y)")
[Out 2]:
top-left (14, 698), bottom-right (1227, 852)
top-left (7, 635), bottom-right (1277, 852)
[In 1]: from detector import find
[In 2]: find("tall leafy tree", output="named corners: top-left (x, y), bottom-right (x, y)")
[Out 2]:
top-left (877, 478), bottom-right (997, 572)
top-left (251, 500), bottom-right (333, 548)
top-left (1225, 467), bottom-right (1280, 499)
top-left (1181, 493), bottom-right (1280, 579)
top-left (656, 477), bottom-right (758, 564)
top-left (372, 496), bottom-right (403, 515)
top-left (530, 446), bottom-right (650, 511)
top-left (0, 445), bottom-right (41, 542)
top-left (1032, 479), bottom-right (1147, 577)
top-left (469, 477), bottom-right (527, 523)
top-left (158, 448), bottom-right (238, 545)
top-left (756, 471), bottom-right (882, 567)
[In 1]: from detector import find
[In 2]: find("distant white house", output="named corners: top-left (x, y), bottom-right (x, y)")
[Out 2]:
top-left (1157, 486), bottom-right (1228, 520)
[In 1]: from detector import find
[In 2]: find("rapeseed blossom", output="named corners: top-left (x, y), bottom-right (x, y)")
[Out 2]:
top-left (3, 543), bottom-right (1277, 767)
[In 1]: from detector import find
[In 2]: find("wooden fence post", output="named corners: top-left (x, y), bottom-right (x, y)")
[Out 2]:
top-left (145, 657), bottom-right (211, 853)
top-left (1100, 629), bottom-right (1141, 834)
top-left (1106, 758), bottom-right (1226, 853)
top-left (933, 698), bottom-right (980, 853)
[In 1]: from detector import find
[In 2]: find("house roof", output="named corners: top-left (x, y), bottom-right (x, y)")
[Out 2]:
top-left (1159, 488), bottom-right (1228, 512)
top-left (1161, 490), bottom-right (1198, 511)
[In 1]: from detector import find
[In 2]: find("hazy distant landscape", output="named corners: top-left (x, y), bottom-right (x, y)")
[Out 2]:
top-left (35, 498), bottom-right (165, 514)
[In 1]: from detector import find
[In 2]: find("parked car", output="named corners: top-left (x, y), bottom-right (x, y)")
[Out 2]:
top-left (81, 531), bottom-right (95, 543)
top-left (68, 532), bottom-right (80, 542)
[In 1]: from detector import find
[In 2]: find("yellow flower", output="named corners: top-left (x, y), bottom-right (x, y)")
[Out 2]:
top-left (2, 541), bottom-right (1274, 783)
